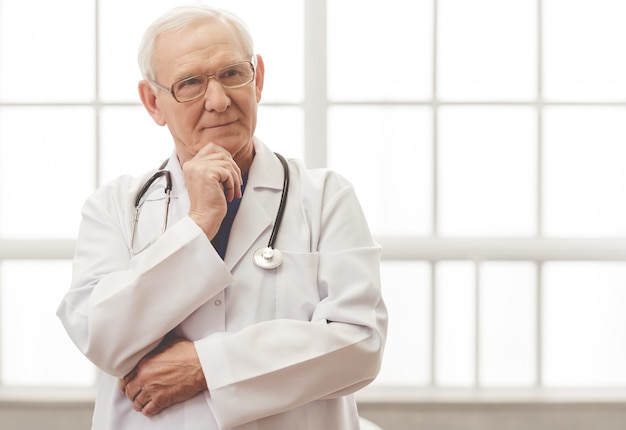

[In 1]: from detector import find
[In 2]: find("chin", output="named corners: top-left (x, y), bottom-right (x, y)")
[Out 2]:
top-left (208, 133), bottom-right (250, 151)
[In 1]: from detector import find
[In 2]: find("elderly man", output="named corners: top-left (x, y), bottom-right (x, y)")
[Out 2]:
top-left (58, 4), bottom-right (386, 429)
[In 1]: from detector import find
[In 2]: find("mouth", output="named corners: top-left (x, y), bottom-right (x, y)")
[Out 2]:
top-left (206, 120), bottom-right (236, 129)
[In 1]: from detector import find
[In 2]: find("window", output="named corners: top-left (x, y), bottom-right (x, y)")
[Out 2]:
top-left (1, 0), bottom-right (625, 394)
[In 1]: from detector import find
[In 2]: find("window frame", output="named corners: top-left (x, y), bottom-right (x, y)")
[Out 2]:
top-left (1, 0), bottom-right (626, 400)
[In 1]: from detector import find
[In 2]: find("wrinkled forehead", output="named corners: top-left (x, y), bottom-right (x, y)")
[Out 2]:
top-left (153, 21), bottom-right (250, 78)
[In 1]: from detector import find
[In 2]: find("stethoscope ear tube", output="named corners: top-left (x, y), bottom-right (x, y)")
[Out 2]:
top-left (132, 154), bottom-right (289, 268)
top-left (134, 169), bottom-right (172, 208)
top-left (131, 166), bottom-right (173, 255)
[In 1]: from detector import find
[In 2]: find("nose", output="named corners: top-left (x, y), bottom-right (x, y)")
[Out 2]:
top-left (203, 78), bottom-right (231, 112)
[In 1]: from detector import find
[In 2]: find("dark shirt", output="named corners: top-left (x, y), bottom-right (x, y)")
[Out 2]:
top-left (211, 175), bottom-right (248, 259)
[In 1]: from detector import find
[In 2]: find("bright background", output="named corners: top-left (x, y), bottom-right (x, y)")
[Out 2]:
top-left (1, 0), bottom-right (626, 393)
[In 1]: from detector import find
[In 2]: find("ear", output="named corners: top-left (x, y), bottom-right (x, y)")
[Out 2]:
top-left (138, 80), bottom-right (166, 126)
top-left (254, 54), bottom-right (265, 103)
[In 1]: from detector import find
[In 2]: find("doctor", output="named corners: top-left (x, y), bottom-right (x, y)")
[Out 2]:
top-left (57, 4), bottom-right (386, 430)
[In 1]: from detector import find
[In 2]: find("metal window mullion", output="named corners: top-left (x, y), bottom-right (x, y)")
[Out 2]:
top-left (0, 0), bottom-right (3, 384)
top-left (536, 0), bottom-right (544, 238)
top-left (432, 0), bottom-right (440, 237)
top-left (537, 107), bottom-right (543, 237)
top-left (536, 261), bottom-right (544, 387)
top-left (0, 260), bottom-right (3, 387)
top-left (430, 261), bottom-right (437, 387)
top-left (94, 0), bottom-right (102, 188)
top-left (430, 0), bottom-right (440, 388)
top-left (3, 238), bottom-right (625, 261)
top-left (474, 261), bottom-right (481, 388)
top-left (304, 0), bottom-right (327, 168)
top-left (536, 0), bottom-right (544, 388)
top-left (92, 0), bottom-right (102, 386)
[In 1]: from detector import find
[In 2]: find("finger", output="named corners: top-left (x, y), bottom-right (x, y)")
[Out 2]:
top-left (208, 164), bottom-right (241, 203)
top-left (124, 381), bottom-right (142, 402)
top-left (195, 144), bottom-right (243, 188)
top-left (228, 158), bottom-right (243, 192)
top-left (141, 399), bottom-right (161, 417)
top-left (187, 158), bottom-right (241, 196)
top-left (133, 393), bottom-right (149, 412)
top-left (221, 175), bottom-right (238, 202)
top-left (119, 378), bottom-right (126, 394)
top-left (227, 158), bottom-right (243, 195)
top-left (119, 370), bottom-right (136, 393)
top-left (230, 169), bottom-right (243, 199)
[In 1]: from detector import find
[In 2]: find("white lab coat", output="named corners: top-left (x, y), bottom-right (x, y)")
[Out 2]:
top-left (57, 138), bottom-right (387, 430)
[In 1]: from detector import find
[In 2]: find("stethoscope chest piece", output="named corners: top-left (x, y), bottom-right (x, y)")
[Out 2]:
top-left (253, 247), bottom-right (283, 269)
top-left (251, 152), bottom-right (289, 270)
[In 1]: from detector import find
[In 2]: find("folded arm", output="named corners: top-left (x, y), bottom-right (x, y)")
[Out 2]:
top-left (57, 191), bottom-right (233, 376)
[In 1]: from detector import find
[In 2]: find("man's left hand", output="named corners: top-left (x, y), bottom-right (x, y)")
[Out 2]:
top-left (119, 334), bottom-right (208, 417)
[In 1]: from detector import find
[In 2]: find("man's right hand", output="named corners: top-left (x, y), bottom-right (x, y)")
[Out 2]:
top-left (182, 143), bottom-right (242, 240)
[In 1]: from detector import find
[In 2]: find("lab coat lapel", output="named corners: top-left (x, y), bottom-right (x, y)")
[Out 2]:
top-left (224, 140), bottom-right (285, 270)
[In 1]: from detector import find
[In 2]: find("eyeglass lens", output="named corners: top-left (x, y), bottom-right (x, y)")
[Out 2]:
top-left (172, 62), bottom-right (254, 102)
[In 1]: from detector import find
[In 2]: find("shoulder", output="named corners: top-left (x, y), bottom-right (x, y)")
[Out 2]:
top-left (286, 158), bottom-right (352, 195)
top-left (282, 157), bottom-right (375, 249)
top-left (93, 170), bottom-right (153, 201)
top-left (283, 158), bottom-right (367, 224)
top-left (84, 170), bottom-right (156, 217)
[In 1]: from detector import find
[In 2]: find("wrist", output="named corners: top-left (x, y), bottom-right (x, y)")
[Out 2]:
top-left (188, 211), bottom-right (222, 240)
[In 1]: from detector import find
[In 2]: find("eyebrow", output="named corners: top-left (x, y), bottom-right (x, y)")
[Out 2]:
top-left (172, 72), bottom-right (202, 83)
top-left (171, 59), bottom-right (246, 83)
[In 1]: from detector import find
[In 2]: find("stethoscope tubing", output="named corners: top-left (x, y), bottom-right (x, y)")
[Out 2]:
top-left (132, 153), bottom-right (289, 269)
top-left (267, 153), bottom-right (289, 250)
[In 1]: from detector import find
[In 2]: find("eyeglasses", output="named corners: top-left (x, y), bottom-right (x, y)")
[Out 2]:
top-left (151, 61), bottom-right (255, 103)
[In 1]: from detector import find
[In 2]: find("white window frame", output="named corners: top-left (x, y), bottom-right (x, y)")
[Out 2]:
top-left (1, 0), bottom-right (626, 403)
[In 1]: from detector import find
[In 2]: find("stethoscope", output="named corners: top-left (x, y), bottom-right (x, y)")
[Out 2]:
top-left (131, 153), bottom-right (289, 269)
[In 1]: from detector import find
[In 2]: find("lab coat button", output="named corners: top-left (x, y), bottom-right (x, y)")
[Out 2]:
top-left (214, 299), bottom-right (222, 306)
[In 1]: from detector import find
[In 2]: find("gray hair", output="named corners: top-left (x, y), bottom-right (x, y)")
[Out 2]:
top-left (138, 4), bottom-right (255, 82)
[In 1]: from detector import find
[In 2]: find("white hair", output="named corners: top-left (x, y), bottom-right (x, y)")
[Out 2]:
top-left (137, 4), bottom-right (255, 81)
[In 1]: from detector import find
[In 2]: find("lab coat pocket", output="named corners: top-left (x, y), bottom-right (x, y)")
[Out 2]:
top-left (275, 251), bottom-right (320, 320)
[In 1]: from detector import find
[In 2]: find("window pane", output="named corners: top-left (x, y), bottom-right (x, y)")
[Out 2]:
top-left (480, 262), bottom-right (536, 386)
top-left (1, 261), bottom-right (96, 386)
top-left (0, 107), bottom-right (95, 238)
top-left (543, 107), bottom-right (626, 237)
top-left (543, 262), bottom-right (626, 386)
top-left (328, 106), bottom-right (433, 236)
top-left (100, 0), bottom-right (304, 103)
top-left (256, 106), bottom-right (305, 160)
top-left (206, 0), bottom-right (304, 103)
top-left (328, 0), bottom-right (432, 101)
top-left (375, 261), bottom-right (431, 386)
top-left (438, 0), bottom-right (536, 100)
top-left (100, 106), bottom-right (173, 184)
top-left (99, 0), bottom-right (184, 102)
top-left (436, 261), bottom-right (475, 386)
top-left (438, 106), bottom-right (537, 237)
top-left (544, 0), bottom-right (626, 101)
top-left (0, 0), bottom-right (94, 102)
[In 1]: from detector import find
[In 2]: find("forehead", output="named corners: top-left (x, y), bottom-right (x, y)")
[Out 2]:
top-left (153, 21), bottom-right (247, 79)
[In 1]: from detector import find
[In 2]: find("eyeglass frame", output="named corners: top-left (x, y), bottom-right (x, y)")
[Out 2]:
top-left (149, 59), bottom-right (256, 103)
